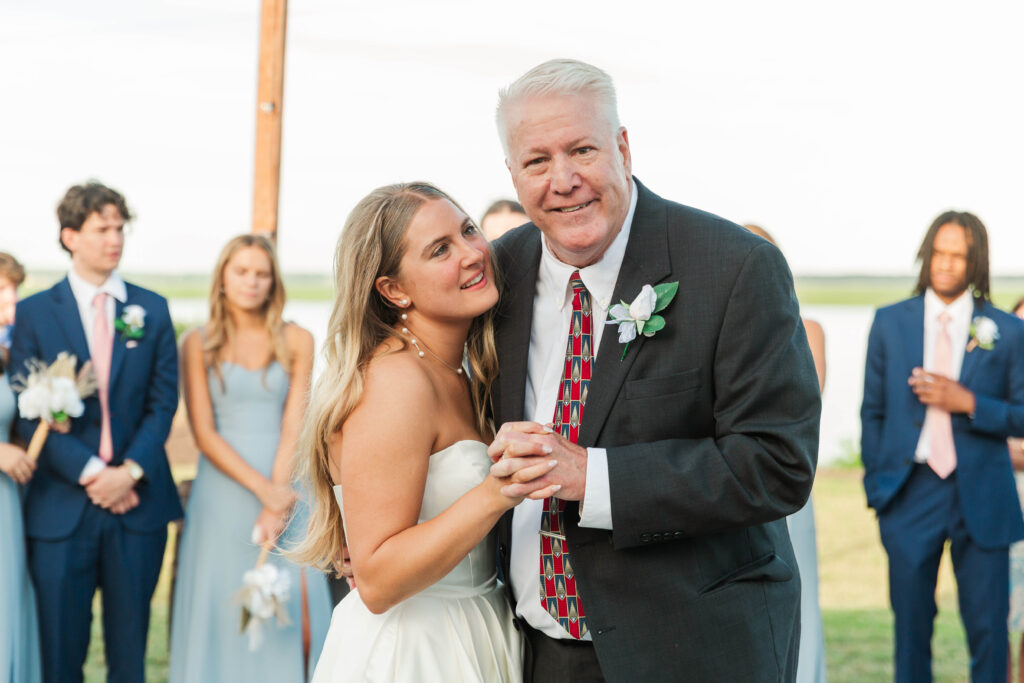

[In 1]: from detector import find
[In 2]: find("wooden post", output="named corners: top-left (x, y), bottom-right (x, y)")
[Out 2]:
top-left (252, 0), bottom-right (288, 242)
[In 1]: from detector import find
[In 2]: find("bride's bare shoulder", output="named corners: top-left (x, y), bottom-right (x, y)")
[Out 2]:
top-left (362, 339), bottom-right (437, 405)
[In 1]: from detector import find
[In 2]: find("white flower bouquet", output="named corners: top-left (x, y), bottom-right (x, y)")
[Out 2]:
top-left (235, 542), bottom-right (292, 651)
top-left (13, 352), bottom-right (97, 461)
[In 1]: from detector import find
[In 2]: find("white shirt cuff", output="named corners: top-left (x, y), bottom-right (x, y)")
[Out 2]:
top-left (79, 456), bottom-right (107, 483)
top-left (579, 447), bottom-right (612, 529)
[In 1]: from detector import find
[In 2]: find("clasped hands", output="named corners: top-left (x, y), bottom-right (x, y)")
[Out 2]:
top-left (908, 367), bottom-right (976, 415)
top-left (252, 479), bottom-right (297, 546)
top-left (488, 421), bottom-right (588, 501)
top-left (81, 466), bottom-right (139, 515)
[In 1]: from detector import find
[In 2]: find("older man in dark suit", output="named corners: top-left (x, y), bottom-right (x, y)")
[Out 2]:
top-left (487, 59), bottom-right (821, 682)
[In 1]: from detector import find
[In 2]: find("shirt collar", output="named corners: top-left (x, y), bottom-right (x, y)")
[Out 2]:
top-left (924, 287), bottom-right (974, 325)
top-left (538, 182), bottom-right (637, 312)
top-left (67, 267), bottom-right (127, 305)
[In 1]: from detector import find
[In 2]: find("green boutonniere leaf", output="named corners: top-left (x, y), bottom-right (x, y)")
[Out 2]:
top-left (643, 315), bottom-right (666, 337)
top-left (653, 282), bottom-right (678, 312)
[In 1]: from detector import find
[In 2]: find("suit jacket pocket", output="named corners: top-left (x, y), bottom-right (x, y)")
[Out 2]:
top-left (699, 552), bottom-right (794, 595)
top-left (625, 368), bottom-right (701, 400)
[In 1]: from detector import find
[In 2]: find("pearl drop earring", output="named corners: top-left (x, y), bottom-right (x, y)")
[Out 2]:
top-left (401, 313), bottom-right (408, 320)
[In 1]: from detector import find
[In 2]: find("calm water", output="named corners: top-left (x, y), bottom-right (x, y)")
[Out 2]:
top-left (170, 299), bottom-right (876, 467)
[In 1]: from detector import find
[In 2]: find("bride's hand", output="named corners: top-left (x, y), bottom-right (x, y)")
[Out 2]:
top-left (487, 421), bottom-right (552, 463)
top-left (486, 457), bottom-right (561, 505)
top-left (257, 479), bottom-right (296, 514)
top-left (252, 507), bottom-right (287, 546)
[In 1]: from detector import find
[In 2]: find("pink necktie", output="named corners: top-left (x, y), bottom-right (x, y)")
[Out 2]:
top-left (92, 292), bottom-right (114, 462)
top-left (927, 311), bottom-right (956, 478)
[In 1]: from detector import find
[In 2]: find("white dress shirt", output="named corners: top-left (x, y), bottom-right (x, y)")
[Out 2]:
top-left (67, 267), bottom-right (127, 479)
top-left (914, 287), bottom-right (973, 463)
top-left (510, 184), bottom-right (637, 639)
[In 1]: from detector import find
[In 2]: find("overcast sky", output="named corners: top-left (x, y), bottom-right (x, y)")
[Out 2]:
top-left (2, 0), bottom-right (1022, 277)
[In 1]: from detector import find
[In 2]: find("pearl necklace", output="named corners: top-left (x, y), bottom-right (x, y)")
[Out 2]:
top-left (401, 325), bottom-right (463, 375)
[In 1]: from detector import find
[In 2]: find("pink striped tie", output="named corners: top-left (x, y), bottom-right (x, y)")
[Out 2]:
top-left (927, 311), bottom-right (956, 478)
top-left (92, 292), bottom-right (114, 462)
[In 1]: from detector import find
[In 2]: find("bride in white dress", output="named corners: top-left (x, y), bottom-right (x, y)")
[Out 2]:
top-left (290, 183), bottom-right (560, 682)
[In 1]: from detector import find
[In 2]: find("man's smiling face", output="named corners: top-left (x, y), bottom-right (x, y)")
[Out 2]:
top-left (505, 92), bottom-right (632, 268)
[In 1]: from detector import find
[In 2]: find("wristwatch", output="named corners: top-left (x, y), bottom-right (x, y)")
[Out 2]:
top-left (123, 459), bottom-right (145, 483)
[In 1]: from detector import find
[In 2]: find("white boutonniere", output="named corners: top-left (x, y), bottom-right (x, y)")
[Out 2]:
top-left (966, 315), bottom-right (999, 352)
top-left (115, 304), bottom-right (146, 341)
top-left (605, 281), bottom-right (679, 360)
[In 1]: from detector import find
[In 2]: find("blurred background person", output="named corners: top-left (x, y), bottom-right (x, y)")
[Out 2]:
top-left (0, 251), bottom-right (41, 683)
top-left (861, 211), bottom-right (1024, 682)
top-left (169, 234), bottom-right (331, 682)
top-left (745, 224), bottom-right (827, 683)
top-left (1008, 295), bottom-right (1024, 683)
top-left (480, 198), bottom-right (527, 241)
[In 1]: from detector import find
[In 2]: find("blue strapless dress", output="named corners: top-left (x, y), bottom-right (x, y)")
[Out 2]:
top-left (0, 371), bottom-right (42, 683)
top-left (168, 362), bottom-right (331, 682)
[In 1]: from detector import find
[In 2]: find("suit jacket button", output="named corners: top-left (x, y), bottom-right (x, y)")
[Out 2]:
top-left (903, 458), bottom-right (912, 465)
top-left (652, 532), bottom-right (662, 541)
top-left (93, 418), bottom-right (101, 427)
top-left (914, 420), bottom-right (923, 429)
top-left (640, 533), bottom-right (651, 543)
top-left (499, 544), bottom-right (507, 557)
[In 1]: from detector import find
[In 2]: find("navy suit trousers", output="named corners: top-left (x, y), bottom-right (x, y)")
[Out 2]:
top-left (878, 464), bottom-right (1009, 683)
top-left (28, 503), bottom-right (166, 683)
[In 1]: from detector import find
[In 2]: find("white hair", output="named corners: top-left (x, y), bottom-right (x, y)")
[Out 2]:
top-left (496, 58), bottom-right (621, 158)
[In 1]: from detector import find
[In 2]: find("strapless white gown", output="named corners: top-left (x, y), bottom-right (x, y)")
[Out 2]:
top-left (311, 440), bottom-right (523, 682)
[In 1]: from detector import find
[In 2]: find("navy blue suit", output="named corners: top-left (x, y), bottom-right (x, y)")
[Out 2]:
top-left (861, 295), bottom-right (1024, 682)
top-left (10, 278), bottom-right (182, 683)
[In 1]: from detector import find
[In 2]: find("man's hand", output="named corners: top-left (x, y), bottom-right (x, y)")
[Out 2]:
top-left (488, 421), bottom-right (588, 501)
top-left (109, 489), bottom-right (140, 515)
top-left (82, 466), bottom-right (136, 510)
top-left (909, 368), bottom-right (976, 415)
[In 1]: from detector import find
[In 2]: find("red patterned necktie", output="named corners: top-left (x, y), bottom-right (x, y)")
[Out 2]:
top-left (539, 270), bottom-right (590, 639)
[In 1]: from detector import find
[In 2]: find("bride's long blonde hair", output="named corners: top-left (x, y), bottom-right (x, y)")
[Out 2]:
top-left (289, 182), bottom-right (500, 575)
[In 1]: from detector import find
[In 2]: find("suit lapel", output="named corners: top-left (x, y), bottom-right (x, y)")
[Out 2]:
top-left (959, 300), bottom-right (987, 386)
top-left (580, 180), bottom-right (671, 446)
top-left (493, 232), bottom-right (542, 425)
top-left (900, 297), bottom-right (927, 423)
top-left (51, 278), bottom-right (91, 364)
top-left (108, 295), bottom-right (127, 389)
top-left (900, 296), bottom-right (925, 373)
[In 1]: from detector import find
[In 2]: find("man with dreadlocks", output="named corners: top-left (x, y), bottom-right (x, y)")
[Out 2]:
top-left (861, 210), bottom-right (1024, 682)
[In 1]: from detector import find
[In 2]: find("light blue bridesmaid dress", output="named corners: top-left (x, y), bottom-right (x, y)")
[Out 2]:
top-left (0, 371), bottom-right (42, 683)
top-left (787, 496), bottom-right (828, 683)
top-left (168, 362), bottom-right (331, 682)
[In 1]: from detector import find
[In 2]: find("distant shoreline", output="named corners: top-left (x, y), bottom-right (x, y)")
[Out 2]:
top-left (19, 272), bottom-right (1024, 309)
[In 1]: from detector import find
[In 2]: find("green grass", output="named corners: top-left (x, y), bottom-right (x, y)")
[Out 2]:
top-left (21, 271), bottom-right (334, 301)
top-left (77, 468), bottom-right (986, 681)
top-left (816, 469), bottom-right (972, 682)
top-left (20, 272), bottom-right (1024, 308)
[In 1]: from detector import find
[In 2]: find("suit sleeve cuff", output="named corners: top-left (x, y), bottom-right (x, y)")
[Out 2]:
top-left (78, 456), bottom-right (107, 484)
top-left (579, 447), bottom-right (613, 530)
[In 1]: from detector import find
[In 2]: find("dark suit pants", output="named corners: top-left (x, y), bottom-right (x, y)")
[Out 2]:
top-left (878, 464), bottom-right (1009, 683)
top-left (28, 503), bottom-right (167, 683)
top-left (522, 619), bottom-right (605, 683)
